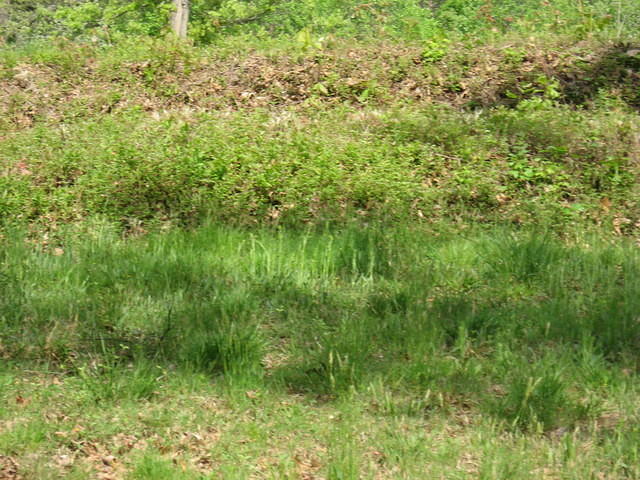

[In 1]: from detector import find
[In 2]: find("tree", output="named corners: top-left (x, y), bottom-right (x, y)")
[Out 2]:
top-left (171, 0), bottom-right (189, 38)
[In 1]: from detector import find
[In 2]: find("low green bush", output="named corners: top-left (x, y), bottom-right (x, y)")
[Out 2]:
top-left (0, 104), bottom-right (637, 234)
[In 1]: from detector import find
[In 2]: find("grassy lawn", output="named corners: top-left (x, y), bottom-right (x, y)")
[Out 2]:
top-left (1, 224), bottom-right (639, 479)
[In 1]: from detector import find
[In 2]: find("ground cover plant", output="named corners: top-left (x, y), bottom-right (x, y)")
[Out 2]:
top-left (1, 32), bottom-right (640, 234)
top-left (1, 1), bottom-right (640, 478)
top-left (1, 101), bottom-right (639, 234)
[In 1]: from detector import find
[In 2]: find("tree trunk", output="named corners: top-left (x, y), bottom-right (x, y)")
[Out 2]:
top-left (171, 0), bottom-right (189, 38)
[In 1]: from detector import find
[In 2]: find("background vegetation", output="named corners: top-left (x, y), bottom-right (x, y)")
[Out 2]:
top-left (1, 0), bottom-right (639, 44)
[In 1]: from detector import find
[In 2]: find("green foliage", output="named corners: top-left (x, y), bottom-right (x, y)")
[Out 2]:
top-left (0, 3), bottom-right (639, 475)
top-left (2, 0), bottom-right (639, 44)
top-left (421, 37), bottom-right (450, 63)
top-left (0, 0), bottom-right (64, 43)
top-left (0, 101), bottom-right (637, 232)
top-left (54, 0), bottom-right (176, 37)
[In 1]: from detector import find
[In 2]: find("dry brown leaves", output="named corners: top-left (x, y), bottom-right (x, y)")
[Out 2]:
top-left (0, 39), bottom-right (612, 130)
top-left (0, 456), bottom-right (21, 480)
top-left (40, 426), bottom-right (222, 479)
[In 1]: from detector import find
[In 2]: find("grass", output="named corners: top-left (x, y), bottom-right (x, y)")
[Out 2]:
top-left (1, 223), bottom-right (640, 478)
top-left (1, 10), bottom-right (639, 478)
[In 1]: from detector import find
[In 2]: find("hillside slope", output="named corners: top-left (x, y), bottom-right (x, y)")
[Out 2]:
top-left (1, 36), bottom-right (639, 236)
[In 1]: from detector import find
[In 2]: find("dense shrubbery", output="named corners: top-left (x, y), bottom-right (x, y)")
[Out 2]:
top-left (0, 16), bottom-right (638, 234)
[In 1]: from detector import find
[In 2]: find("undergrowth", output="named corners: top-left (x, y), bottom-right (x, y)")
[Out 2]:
top-left (0, 102), bottom-right (638, 236)
top-left (1, 32), bottom-right (639, 237)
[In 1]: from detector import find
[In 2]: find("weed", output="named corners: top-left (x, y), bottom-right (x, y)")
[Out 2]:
top-left (75, 355), bottom-right (163, 403)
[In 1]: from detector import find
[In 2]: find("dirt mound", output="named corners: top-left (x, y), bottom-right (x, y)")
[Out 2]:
top-left (1, 39), bottom-right (638, 128)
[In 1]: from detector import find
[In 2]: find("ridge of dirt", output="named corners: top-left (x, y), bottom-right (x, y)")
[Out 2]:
top-left (1, 39), bottom-right (638, 128)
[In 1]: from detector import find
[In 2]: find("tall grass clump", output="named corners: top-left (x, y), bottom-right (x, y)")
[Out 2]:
top-left (178, 304), bottom-right (265, 380)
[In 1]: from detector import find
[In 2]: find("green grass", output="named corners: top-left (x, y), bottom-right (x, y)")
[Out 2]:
top-left (1, 8), bottom-right (639, 477)
top-left (1, 224), bottom-right (639, 478)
